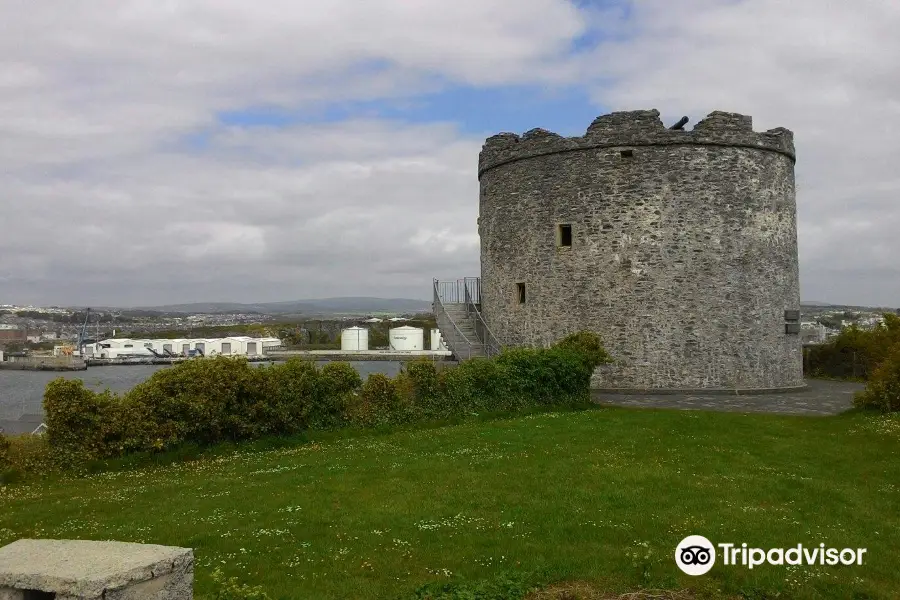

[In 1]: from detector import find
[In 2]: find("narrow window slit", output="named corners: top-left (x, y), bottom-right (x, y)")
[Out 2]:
top-left (557, 224), bottom-right (572, 247)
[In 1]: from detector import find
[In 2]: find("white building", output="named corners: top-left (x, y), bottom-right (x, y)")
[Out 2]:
top-left (85, 336), bottom-right (281, 358)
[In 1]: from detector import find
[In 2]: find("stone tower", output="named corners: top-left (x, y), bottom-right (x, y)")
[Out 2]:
top-left (477, 109), bottom-right (803, 392)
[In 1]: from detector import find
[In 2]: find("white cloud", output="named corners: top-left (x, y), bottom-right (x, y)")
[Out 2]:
top-left (1, 0), bottom-right (587, 305)
top-left (580, 0), bottom-right (900, 305)
top-left (1, 117), bottom-right (485, 304)
top-left (0, 0), bottom-right (898, 307)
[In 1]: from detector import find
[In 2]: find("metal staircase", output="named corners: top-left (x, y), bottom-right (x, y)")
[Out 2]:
top-left (433, 278), bottom-right (502, 361)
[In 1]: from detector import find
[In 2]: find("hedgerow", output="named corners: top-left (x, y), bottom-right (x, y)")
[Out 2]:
top-left (804, 313), bottom-right (900, 380)
top-left (854, 343), bottom-right (900, 412)
top-left (0, 432), bottom-right (10, 471)
top-left (36, 331), bottom-right (611, 467)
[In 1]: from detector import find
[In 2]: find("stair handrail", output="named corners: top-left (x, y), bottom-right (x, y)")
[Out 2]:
top-left (463, 280), bottom-right (502, 358)
top-left (433, 279), bottom-right (472, 361)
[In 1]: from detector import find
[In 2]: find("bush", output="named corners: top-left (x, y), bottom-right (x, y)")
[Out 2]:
top-left (43, 379), bottom-right (118, 464)
top-left (805, 314), bottom-right (900, 380)
top-left (0, 434), bottom-right (56, 481)
top-left (347, 373), bottom-right (413, 428)
top-left (397, 359), bottom-right (442, 418)
top-left (434, 341), bottom-right (597, 418)
top-left (495, 346), bottom-right (594, 408)
top-left (315, 361), bottom-right (363, 429)
top-left (258, 358), bottom-right (322, 435)
top-left (854, 343), bottom-right (900, 412)
top-left (34, 331), bottom-right (611, 471)
top-left (0, 432), bottom-right (10, 471)
top-left (124, 357), bottom-right (266, 453)
top-left (438, 357), bottom-right (506, 417)
top-left (552, 330), bottom-right (613, 370)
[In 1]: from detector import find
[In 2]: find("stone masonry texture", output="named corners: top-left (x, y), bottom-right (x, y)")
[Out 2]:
top-left (478, 109), bottom-right (804, 391)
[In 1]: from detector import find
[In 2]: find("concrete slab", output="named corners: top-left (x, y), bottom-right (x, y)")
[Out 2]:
top-left (0, 539), bottom-right (192, 599)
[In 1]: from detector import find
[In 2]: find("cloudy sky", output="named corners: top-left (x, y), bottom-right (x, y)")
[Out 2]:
top-left (1, 0), bottom-right (897, 308)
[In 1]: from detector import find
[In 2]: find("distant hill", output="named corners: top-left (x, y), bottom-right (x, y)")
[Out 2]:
top-left (800, 300), bottom-right (834, 307)
top-left (131, 297), bottom-right (433, 316)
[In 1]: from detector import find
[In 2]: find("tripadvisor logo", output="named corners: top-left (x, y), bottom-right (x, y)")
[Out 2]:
top-left (676, 535), bottom-right (716, 576)
top-left (675, 536), bottom-right (867, 575)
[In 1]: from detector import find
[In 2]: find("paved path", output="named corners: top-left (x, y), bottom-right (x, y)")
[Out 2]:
top-left (592, 379), bottom-right (864, 416)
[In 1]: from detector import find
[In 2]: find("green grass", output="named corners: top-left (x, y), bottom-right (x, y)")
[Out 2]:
top-left (2, 407), bottom-right (899, 599)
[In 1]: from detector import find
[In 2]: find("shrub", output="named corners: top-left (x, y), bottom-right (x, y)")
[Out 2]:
top-left (258, 358), bottom-right (322, 434)
top-left (805, 314), bottom-right (900, 380)
top-left (854, 343), bottom-right (900, 412)
top-left (495, 346), bottom-right (594, 408)
top-left (0, 432), bottom-right (10, 471)
top-left (32, 331), bottom-right (612, 471)
top-left (43, 379), bottom-right (117, 463)
top-left (347, 373), bottom-right (413, 428)
top-left (438, 357), bottom-right (506, 417)
top-left (397, 359), bottom-right (442, 418)
top-left (124, 357), bottom-right (265, 453)
top-left (315, 361), bottom-right (363, 429)
top-left (552, 330), bottom-right (613, 369)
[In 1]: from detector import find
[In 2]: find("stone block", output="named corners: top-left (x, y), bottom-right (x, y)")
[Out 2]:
top-left (0, 539), bottom-right (192, 600)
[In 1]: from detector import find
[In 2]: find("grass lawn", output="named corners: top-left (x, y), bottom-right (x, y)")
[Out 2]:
top-left (1, 407), bottom-right (898, 599)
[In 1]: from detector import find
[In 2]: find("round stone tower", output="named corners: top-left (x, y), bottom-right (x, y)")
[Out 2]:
top-left (478, 109), bottom-right (803, 392)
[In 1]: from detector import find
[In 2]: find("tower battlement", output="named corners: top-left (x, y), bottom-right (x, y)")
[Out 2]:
top-left (479, 109), bottom-right (795, 177)
top-left (477, 107), bottom-right (803, 392)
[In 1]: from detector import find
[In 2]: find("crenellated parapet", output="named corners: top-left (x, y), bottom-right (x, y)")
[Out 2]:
top-left (478, 109), bottom-right (795, 177)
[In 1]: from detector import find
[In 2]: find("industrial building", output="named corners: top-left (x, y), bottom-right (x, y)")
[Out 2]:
top-left (78, 337), bottom-right (281, 359)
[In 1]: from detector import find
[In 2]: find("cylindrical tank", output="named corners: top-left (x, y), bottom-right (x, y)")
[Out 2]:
top-left (341, 327), bottom-right (369, 351)
top-left (477, 109), bottom-right (803, 392)
top-left (430, 328), bottom-right (448, 351)
top-left (389, 326), bottom-right (424, 351)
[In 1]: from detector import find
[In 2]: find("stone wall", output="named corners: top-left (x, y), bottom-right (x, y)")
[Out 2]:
top-left (478, 109), bottom-right (804, 391)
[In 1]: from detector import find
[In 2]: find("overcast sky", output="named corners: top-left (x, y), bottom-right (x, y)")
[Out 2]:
top-left (1, 0), bottom-right (898, 308)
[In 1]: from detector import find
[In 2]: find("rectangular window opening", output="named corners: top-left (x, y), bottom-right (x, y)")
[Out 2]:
top-left (516, 283), bottom-right (526, 304)
top-left (557, 224), bottom-right (572, 247)
top-left (620, 149), bottom-right (633, 158)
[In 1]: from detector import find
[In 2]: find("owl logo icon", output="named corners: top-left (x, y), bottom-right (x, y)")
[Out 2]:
top-left (675, 535), bottom-right (716, 575)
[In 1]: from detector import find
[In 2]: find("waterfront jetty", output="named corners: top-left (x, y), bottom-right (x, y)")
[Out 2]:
top-left (267, 349), bottom-right (453, 362)
top-left (85, 355), bottom-right (274, 367)
top-left (0, 356), bottom-right (87, 371)
top-left (82, 350), bottom-right (452, 366)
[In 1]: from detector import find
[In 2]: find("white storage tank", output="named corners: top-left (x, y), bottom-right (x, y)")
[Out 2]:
top-left (430, 328), bottom-right (449, 351)
top-left (389, 326), bottom-right (424, 351)
top-left (341, 326), bottom-right (369, 351)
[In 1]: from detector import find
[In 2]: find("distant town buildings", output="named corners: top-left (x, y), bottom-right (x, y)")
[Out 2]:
top-left (0, 328), bottom-right (26, 342)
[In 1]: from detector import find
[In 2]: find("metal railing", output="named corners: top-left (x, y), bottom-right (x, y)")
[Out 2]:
top-left (435, 277), bottom-right (483, 304)
top-left (433, 277), bottom-right (503, 358)
top-left (463, 282), bottom-right (502, 357)
top-left (433, 279), bottom-right (474, 361)
top-left (435, 278), bottom-right (477, 304)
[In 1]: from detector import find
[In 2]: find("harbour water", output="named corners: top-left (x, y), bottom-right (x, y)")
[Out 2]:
top-left (0, 361), bottom-right (402, 434)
